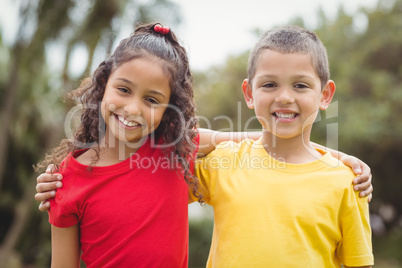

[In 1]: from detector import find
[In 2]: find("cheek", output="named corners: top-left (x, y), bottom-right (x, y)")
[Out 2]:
top-left (100, 99), bottom-right (115, 120)
top-left (100, 93), bottom-right (118, 120)
top-left (147, 107), bottom-right (168, 129)
top-left (254, 106), bottom-right (271, 131)
top-left (303, 110), bottom-right (319, 127)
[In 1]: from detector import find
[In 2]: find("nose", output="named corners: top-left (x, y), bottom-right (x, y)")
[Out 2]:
top-left (275, 88), bottom-right (295, 104)
top-left (125, 97), bottom-right (142, 116)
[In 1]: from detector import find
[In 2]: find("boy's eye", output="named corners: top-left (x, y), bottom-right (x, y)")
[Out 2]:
top-left (294, 83), bottom-right (309, 89)
top-left (262, 83), bottom-right (276, 88)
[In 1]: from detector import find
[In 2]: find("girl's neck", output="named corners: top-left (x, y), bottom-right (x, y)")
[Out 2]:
top-left (98, 135), bottom-right (145, 165)
top-left (76, 136), bottom-right (145, 167)
top-left (261, 131), bottom-right (323, 164)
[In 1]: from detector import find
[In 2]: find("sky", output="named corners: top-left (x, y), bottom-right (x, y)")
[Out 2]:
top-left (170, 0), bottom-right (378, 70)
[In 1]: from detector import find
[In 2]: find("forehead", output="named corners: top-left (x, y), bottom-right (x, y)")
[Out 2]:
top-left (255, 49), bottom-right (318, 76)
top-left (110, 58), bottom-right (171, 94)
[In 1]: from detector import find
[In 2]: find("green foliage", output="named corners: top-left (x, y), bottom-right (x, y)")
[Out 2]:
top-left (188, 218), bottom-right (214, 268)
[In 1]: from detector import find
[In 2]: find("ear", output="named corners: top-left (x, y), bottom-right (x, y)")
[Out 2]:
top-left (242, 79), bottom-right (254, 109)
top-left (320, 80), bottom-right (336, 110)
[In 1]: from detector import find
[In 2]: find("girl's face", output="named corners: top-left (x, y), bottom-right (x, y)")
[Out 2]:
top-left (101, 57), bottom-right (171, 145)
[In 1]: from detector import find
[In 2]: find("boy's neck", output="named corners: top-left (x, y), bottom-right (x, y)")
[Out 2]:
top-left (261, 131), bottom-right (323, 164)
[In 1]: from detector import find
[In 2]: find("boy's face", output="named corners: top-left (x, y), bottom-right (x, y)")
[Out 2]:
top-left (242, 49), bottom-right (335, 140)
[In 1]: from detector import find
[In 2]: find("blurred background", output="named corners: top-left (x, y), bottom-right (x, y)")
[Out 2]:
top-left (0, 0), bottom-right (401, 267)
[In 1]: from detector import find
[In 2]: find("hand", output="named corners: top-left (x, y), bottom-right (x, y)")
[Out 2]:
top-left (340, 155), bottom-right (373, 202)
top-left (34, 164), bottom-right (63, 211)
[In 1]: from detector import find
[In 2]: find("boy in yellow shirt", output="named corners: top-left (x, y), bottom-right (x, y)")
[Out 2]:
top-left (194, 25), bottom-right (373, 267)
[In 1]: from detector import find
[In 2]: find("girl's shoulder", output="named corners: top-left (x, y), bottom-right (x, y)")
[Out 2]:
top-left (74, 148), bottom-right (95, 165)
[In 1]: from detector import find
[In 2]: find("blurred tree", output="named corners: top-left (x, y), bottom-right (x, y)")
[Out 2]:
top-left (315, 1), bottom-right (402, 263)
top-left (314, 0), bottom-right (402, 239)
top-left (0, 0), bottom-right (181, 266)
top-left (194, 52), bottom-right (258, 133)
top-left (188, 218), bottom-right (214, 268)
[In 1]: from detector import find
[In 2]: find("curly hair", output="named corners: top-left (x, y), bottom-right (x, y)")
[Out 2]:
top-left (35, 22), bottom-right (203, 202)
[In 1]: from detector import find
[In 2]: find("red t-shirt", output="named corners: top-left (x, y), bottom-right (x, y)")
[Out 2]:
top-left (48, 135), bottom-right (199, 268)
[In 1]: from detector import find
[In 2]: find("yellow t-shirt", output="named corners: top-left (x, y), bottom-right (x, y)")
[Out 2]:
top-left (194, 138), bottom-right (373, 267)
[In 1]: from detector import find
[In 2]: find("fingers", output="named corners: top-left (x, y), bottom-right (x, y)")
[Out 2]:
top-left (37, 172), bottom-right (62, 184)
top-left (46, 164), bottom-right (59, 174)
top-left (355, 160), bottom-right (371, 182)
top-left (35, 189), bottom-right (57, 201)
top-left (367, 193), bottom-right (373, 202)
top-left (36, 180), bottom-right (62, 194)
top-left (38, 201), bottom-right (51, 212)
top-left (359, 184), bottom-right (373, 199)
top-left (353, 172), bottom-right (371, 185)
top-left (353, 174), bottom-right (372, 191)
top-left (340, 155), bottom-right (362, 175)
top-left (350, 161), bottom-right (362, 176)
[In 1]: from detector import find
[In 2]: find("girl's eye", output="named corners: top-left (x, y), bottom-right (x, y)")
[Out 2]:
top-left (118, 87), bottom-right (130, 94)
top-left (146, 98), bottom-right (159, 105)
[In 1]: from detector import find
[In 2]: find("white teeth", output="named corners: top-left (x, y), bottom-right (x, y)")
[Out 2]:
top-left (117, 115), bottom-right (140, 126)
top-left (275, 113), bottom-right (296, 119)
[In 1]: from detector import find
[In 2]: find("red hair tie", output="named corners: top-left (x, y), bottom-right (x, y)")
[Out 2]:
top-left (154, 24), bottom-right (170, 35)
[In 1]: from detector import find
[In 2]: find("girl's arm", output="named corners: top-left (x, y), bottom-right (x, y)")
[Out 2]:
top-left (51, 224), bottom-right (80, 268)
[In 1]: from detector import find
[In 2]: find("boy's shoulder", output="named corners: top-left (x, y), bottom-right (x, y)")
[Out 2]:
top-left (315, 149), bottom-right (356, 187)
top-left (212, 138), bottom-right (262, 156)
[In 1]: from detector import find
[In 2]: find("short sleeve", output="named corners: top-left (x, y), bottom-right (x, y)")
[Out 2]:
top-left (191, 156), bottom-right (212, 203)
top-left (48, 191), bottom-right (79, 227)
top-left (192, 142), bottom-right (232, 204)
top-left (47, 163), bottom-right (80, 228)
top-left (337, 188), bottom-right (374, 266)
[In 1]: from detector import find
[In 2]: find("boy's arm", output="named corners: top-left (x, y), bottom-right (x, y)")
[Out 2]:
top-left (312, 142), bottom-right (373, 201)
top-left (35, 164), bottom-right (63, 211)
top-left (197, 128), bottom-right (261, 157)
top-left (51, 224), bottom-right (80, 268)
top-left (337, 184), bottom-right (373, 267)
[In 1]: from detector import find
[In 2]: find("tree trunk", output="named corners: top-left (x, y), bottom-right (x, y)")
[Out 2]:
top-left (0, 56), bottom-right (19, 193)
top-left (0, 178), bottom-right (36, 267)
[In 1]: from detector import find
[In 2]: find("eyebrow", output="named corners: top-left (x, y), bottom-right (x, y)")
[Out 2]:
top-left (116, 78), bottom-right (168, 100)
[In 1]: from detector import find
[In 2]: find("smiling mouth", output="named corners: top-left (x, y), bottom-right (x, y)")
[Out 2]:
top-left (115, 114), bottom-right (141, 127)
top-left (273, 112), bottom-right (298, 119)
